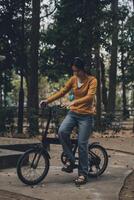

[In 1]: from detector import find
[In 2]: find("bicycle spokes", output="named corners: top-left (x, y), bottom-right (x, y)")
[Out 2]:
top-left (20, 151), bottom-right (47, 182)
top-left (88, 145), bottom-right (108, 176)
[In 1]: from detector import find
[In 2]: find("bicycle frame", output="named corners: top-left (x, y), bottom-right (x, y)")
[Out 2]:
top-left (40, 106), bottom-right (101, 163)
top-left (41, 106), bottom-right (78, 146)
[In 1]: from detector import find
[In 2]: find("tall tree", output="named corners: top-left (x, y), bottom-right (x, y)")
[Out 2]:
top-left (107, 0), bottom-right (119, 113)
top-left (17, 0), bottom-right (25, 134)
top-left (40, 0), bottom-right (99, 81)
top-left (93, 0), bottom-right (102, 131)
top-left (100, 56), bottom-right (108, 112)
top-left (28, 0), bottom-right (40, 135)
top-left (117, 5), bottom-right (133, 116)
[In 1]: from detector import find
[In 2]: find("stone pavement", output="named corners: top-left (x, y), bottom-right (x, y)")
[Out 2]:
top-left (0, 136), bottom-right (134, 200)
top-left (0, 189), bottom-right (40, 200)
top-left (0, 150), bottom-right (134, 200)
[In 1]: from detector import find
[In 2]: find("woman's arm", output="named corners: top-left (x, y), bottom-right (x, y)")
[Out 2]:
top-left (46, 76), bottom-right (73, 104)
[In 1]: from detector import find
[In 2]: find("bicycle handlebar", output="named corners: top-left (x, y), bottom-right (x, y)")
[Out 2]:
top-left (41, 103), bottom-right (70, 111)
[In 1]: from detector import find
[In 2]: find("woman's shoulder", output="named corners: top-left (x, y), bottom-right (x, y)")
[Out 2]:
top-left (69, 75), bottom-right (77, 82)
top-left (87, 75), bottom-right (97, 82)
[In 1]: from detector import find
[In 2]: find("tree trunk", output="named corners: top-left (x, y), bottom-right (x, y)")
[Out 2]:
top-left (28, 0), bottom-right (40, 136)
top-left (94, 0), bottom-right (102, 131)
top-left (3, 72), bottom-right (7, 107)
top-left (100, 57), bottom-right (108, 112)
top-left (120, 49), bottom-right (128, 119)
top-left (95, 45), bottom-right (102, 131)
top-left (0, 73), bottom-right (3, 107)
top-left (107, 0), bottom-right (119, 113)
top-left (120, 19), bottom-right (127, 119)
top-left (17, 0), bottom-right (25, 134)
top-left (121, 66), bottom-right (127, 119)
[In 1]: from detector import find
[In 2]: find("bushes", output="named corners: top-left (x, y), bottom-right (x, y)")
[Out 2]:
top-left (0, 107), bottom-right (15, 135)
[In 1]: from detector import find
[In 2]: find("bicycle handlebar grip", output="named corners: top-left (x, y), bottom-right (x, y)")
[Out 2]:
top-left (40, 101), bottom-right (47, 109)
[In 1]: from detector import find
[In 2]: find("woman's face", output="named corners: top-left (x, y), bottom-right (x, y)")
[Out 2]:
top-left (72, 65), bottom-right (84, 78)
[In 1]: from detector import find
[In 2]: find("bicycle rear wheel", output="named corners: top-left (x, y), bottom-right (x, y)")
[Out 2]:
top-left (88, 144), bottom-right (108, 177)
top-left (17, 148), bottom-right (50, 185)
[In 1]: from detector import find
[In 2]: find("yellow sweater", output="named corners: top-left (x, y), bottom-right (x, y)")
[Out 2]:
top-left (47, 75), bottom-right (97, 115)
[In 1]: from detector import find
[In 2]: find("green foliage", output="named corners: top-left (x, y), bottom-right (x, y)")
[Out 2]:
top-left (39, 0), bottom-right (111, 81)
top-left (118, 8), bottom-right (134, 85)
top-left (8, 71), bottom-right (27, 106)
top-left (38, 75), bottom-right (49, 100)
top-left (0, 0), bottom-right (31, 107)
top-left (0, 0), bottom-right (134, 135)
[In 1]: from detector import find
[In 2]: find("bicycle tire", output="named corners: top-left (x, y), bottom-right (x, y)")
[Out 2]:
top-left (17, 148), bottom-right (50, 185)
top-left (88, 144), bottom-right (108, 177)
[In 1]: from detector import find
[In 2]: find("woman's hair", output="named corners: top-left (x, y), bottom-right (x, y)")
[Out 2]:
top-left (72, 57), bottom-right (85, 71)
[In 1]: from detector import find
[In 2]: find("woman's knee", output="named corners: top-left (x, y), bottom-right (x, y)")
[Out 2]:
top-left (58, 127), bottom-right (62, 138)
top-left (58, 126), bottom-right (67, 139)
top-left (58, 124), bottom-right (72, 140)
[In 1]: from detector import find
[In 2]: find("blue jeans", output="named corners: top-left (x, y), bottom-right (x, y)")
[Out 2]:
top-left (58, 110), bottom-right (93, 177)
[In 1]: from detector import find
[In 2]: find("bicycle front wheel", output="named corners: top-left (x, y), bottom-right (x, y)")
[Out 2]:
top-left (17, 148), bottom-right (50, 185)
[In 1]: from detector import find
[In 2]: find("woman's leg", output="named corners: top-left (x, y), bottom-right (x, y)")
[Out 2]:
top-left (58, 111), bottom-right (77, 164)
top-left (77, 115), bottom-right (93, 177)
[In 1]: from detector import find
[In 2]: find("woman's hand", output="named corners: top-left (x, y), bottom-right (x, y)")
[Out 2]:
top-left (39, 99), bottom-right (48, 108)
top-left (67, 100), bottom-right (77, 107)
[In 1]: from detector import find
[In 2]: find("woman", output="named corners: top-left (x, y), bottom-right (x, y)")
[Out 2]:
top-left (40, 57), bottom-right (97, 185)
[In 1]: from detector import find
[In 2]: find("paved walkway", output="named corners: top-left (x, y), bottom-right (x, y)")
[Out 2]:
top-left (0, 189), bottom-right (40, 200)
top-left (0, 136), bottom-right (134, 200)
